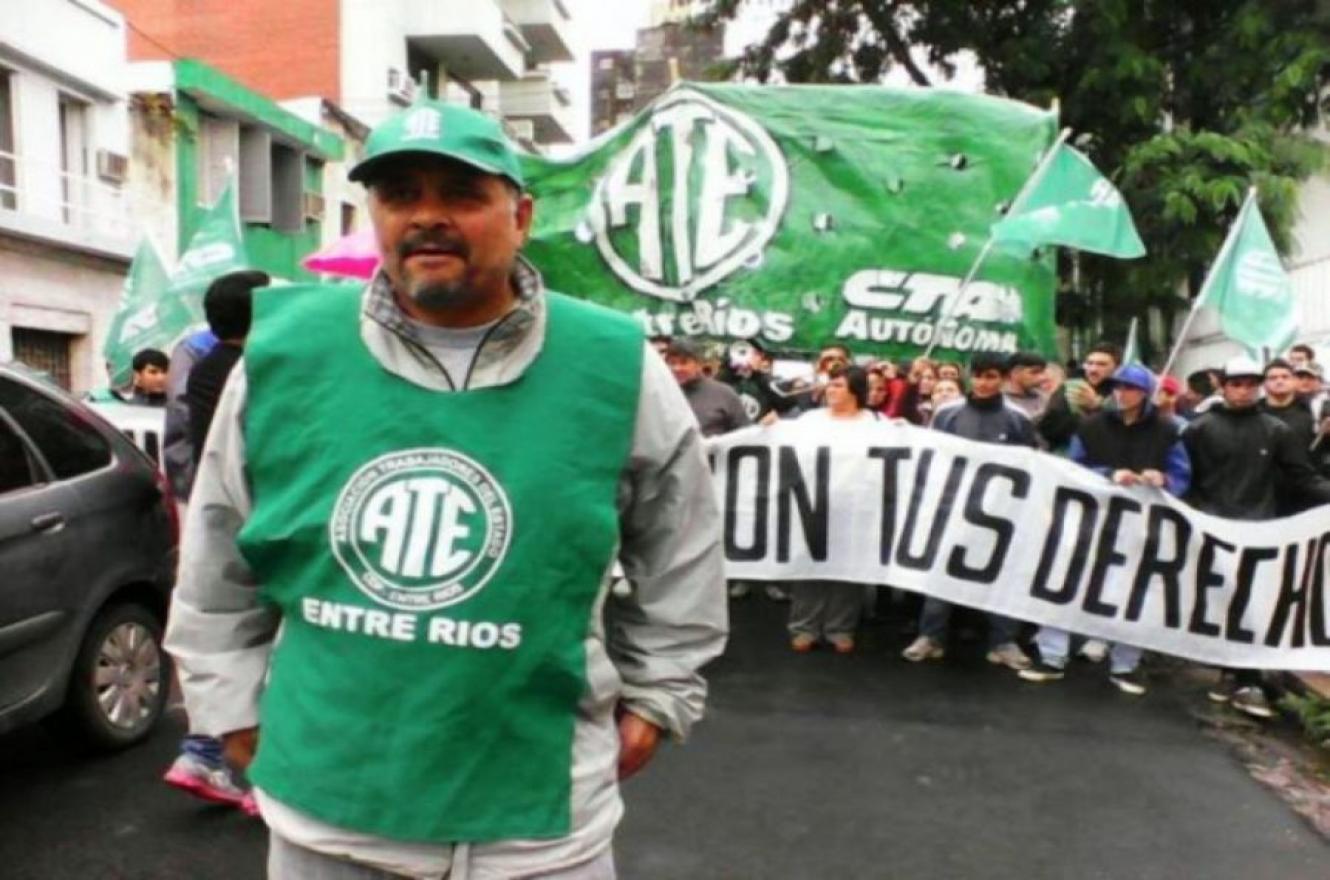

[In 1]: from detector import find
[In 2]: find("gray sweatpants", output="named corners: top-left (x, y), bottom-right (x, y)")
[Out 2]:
top-left (788, 580), bottom-right (862, 640)
top-left (268, 833), bottom-right (616, 880)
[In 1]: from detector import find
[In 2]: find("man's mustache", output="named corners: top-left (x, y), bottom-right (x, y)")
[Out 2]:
top-left (399, 232), bottom-right (470, 261)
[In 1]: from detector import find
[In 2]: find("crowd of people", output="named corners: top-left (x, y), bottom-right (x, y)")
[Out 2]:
top-left (659, 332), bottom-right (1330, 718)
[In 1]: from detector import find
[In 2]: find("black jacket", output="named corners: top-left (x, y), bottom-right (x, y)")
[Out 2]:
top-left (932, 393), bottom-right (1037, 447)
top-left (1260, 398), bottom-right (1315, 438)
top-left (185, 342), bottom-right (243, 464)
top-left (1037, 377), bottom-right (1110, 451)
top-left (1183, 404), bottom-right (1330, 520)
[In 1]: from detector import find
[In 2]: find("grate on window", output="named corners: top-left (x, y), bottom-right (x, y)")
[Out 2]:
top-left (12, 327), bottom-right (74, 391)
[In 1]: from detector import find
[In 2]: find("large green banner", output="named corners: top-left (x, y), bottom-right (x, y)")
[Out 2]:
top-left (520, 82), bottom-right (1059, 357)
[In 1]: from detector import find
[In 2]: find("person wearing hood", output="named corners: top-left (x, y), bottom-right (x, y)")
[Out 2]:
top-left (1184, 356), bottom-right (1330, 719)
top-left (1020, 364), bottom-right (1190, 695)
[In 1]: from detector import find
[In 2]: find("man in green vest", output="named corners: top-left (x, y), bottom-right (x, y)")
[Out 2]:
top-left (165, 99), bottom-right (728, 879)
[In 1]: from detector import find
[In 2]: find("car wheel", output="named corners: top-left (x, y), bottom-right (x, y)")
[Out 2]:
top-left (53, 602), bottom-right (171, 751)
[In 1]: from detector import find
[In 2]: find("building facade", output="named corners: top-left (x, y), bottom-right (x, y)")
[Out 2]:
top-left (111, 0), bottom-right (576, 148)
top-left (589, 18), bottom-right (725, 137)
top-left (0, 0), bottom-right (156, 392)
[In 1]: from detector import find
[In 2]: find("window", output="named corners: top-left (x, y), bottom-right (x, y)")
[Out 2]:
top-left (11, 328), bottom-right (73, 391)
top-left (0, 415), bottom-right (38, 495)
top-left (0, 377), bottom-right (111, 480)
top-left (59, 95), bottom-right (91, 225)
top-left (0, 68), bottom-right (15, 210)
top-left (341, 201), bottom-right (356, 236)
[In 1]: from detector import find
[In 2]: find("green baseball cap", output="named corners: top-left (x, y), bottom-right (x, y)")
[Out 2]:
top-left (348, 99), bottom-right (525, 189)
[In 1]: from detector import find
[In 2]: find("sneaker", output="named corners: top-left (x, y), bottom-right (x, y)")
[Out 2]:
top-left (163, 752), bottom-right (247, 808)
top-left (901, 636), bottom-right (945, 662)
top-left (1018, 660), bottom-right (1066, 683)
top-left (986, 643), bottom-right (1032, 671)
top-left (1078, 639), bottom-right (1108, 663)
top-left (829, 635), bottom-right (855, 655)
top-left (1231, 686), bottom-right (1274, 719)
top-left (790, 634), bottom-right (817, 653)
top-left (1207, 674), bottom-right (1236, 704)
top-left (727, 582), bottom-right (750, 599)
top-left (1109, 669), bottom-right (1147, 696)
top-left (239, 791), bottom-right (261, 818)
top-left (765, 585), bottom-right (791, 602)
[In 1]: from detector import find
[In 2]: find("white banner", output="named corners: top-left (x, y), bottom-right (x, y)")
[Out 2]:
top-left (711, 420), bottom-right (1330, 670)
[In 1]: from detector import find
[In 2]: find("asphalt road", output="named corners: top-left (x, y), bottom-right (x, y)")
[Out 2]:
top-left (1, 595), bottom-right (1325, 879)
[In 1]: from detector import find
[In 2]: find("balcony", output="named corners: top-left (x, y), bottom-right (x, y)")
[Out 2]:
top-left (0, 148), bottom-right (168, 262)
top-left (499, 0), bottom-right (575, 64)
top-left (499, 73), bottom-right (574, 145)
top-left (405, 0), bottom-right (529, 82)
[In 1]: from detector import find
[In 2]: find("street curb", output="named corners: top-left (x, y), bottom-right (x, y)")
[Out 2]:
top-left (1281, 672), bottom-right (1330, 702)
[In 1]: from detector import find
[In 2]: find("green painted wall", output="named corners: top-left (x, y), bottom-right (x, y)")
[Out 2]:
top-left (171, 61), bottom-right (338, 282)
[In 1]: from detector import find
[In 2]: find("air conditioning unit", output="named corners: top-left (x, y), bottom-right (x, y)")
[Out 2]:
top-left (96, 150), bottom-right (128, 184)
top-left (302, 192), bottom-right (326, 221)
top-left (386, 67), bottom-right (418, 106)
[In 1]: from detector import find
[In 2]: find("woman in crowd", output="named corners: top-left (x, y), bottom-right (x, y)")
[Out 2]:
top-left (887, 358), bottom-right (938, 425)
top-left (867, 364), bottom-right (892, 414)
top-left (789, 364), bottom-right (880, 654)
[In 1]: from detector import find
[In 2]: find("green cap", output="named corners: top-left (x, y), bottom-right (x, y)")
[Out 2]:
top-left (349, 99), bottom-right (525, 189)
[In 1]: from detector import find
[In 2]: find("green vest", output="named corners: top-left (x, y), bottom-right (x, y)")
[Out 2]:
top-left (236, 284), bottom-right (643, 843)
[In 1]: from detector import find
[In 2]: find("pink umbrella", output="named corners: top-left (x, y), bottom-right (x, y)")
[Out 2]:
top-left (302, 228), bottom-right (380, 279)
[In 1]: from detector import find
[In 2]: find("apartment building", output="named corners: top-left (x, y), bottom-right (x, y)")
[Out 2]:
top-left (111, 0), bottom-right (576, 148)
top-left (589, 13), bottom-right (724, 136)
top-left (0, 0), bottom-right (157, 392)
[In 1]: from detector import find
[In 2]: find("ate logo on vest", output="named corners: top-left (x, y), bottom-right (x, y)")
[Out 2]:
top-left (585, 87), bottom-right (789, 303)
top-left (330, 449), bottom-right (512, 612)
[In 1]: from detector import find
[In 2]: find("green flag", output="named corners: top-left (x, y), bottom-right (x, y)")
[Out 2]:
top-left (1198, 191), bottom-right (1297, 355)
top-left (520, 82), bottom-right (1059, 358)
top-left (103, 237), bottom-right (174, 387)
top-left (991, 142), bottom-right (1145, 259)
top-left (167, 176), bottom-right (251, 325)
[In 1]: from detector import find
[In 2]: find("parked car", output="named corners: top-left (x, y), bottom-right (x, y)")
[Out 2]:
top-left (0, 364), bottom-right (177, 750)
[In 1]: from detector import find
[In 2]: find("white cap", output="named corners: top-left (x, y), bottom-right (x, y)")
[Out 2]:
top-left (1220, 355), bottom-right (1263, 380)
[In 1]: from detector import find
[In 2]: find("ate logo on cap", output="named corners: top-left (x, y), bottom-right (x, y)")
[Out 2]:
top-left (402, 108), bottom-right (443, 142)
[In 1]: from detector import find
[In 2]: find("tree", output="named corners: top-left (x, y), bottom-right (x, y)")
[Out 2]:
top-left (702, 0), bottom-right (1329, 362)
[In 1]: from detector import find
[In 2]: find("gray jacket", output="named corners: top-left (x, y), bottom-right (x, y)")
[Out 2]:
top-left (164, 263), bottom-right (728, 878)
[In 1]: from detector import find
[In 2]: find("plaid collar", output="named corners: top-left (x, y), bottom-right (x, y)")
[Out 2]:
top-left (363, 255), bottom-right (543, 351)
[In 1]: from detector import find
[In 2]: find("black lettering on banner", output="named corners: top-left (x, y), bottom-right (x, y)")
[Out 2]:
top-left (1188, 533), bottom-right (1236, 637)
top-left (724, 446), bottom-right (769, 561)
top-left (946, 463), bottom-right (1030, 584)
top-left (1125, 505), bottom-right (1190, 627)
top-left (1226, 546), bottom-right (1278, 644)
top-left (1082, 495), bottom-right (1142, 618)
top-left (897, 452), bottom-right (967, 572)
top-left (776, 446), bottom-right (829, 562)
top-left (1309, 533), bottom-right (1330, 648)
top-left (1263, 539), bottom-right (1314, 648)
top-left (869, 447), bottom-right (912, 564)
top-left (1031, 488), bottom-right (1100, 605)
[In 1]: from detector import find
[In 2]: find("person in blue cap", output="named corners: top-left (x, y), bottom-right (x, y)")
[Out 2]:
top-left (1020, 362), bottom-right (1191, 695)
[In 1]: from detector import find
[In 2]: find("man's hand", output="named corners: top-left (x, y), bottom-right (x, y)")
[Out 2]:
top-left (1139, 469), bottom-right (1166, 488)
top-left (222, 726), bottom-right (260, 772)
top-left (1111, 469), bottom-right (1140, 487)
top-left (1074, 384), bottom-right (1103, 412)
top-left (759, 411), bottom-right (780, 427)
top-left (616, 709), bottom-right (663, 781)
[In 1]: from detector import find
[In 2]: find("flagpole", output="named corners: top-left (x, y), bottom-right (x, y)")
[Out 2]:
top-left (1158, 186), bottom-right (1256, 379)
top-left (922, 126), bottom-right (1073, 360)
